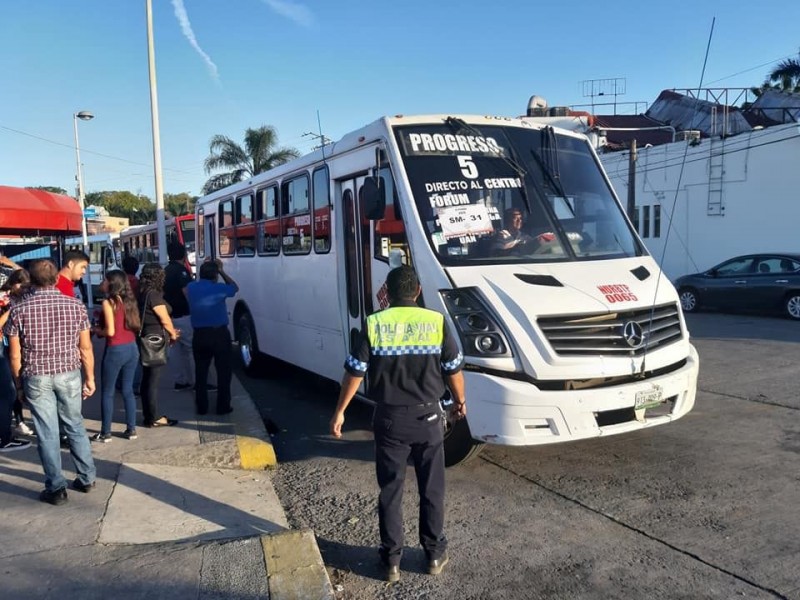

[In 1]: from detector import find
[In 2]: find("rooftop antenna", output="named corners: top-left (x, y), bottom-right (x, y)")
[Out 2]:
top-left (302, 129), bottom-right (332, 152)
top-left (301, 110), bottom-right (332, 154)
top-left (581, 77), bottom-right (627, 114)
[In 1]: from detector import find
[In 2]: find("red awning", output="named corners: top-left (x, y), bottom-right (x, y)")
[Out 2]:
top-left (0, 186), bottom-right (83, 236)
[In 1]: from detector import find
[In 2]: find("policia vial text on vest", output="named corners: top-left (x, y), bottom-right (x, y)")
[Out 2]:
top-left (330, 266), bottom-right (466, 583)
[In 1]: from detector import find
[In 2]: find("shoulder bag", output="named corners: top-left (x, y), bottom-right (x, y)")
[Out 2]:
top-left (137, 291), bottom-right (169, 367)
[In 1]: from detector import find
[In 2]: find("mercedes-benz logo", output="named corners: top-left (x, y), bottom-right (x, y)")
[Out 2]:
top-left (622, 321), bottom-right (645, 349)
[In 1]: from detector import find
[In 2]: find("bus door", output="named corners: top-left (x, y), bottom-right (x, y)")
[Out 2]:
top-left (342, 170), bottom-right (408, 354)
top-left (86, 241), bottom-right (104, 301)
top-left (205, 213), bottom-right (217, 260)
top-left (341, 177), bottom-right (378, 358)
top-left (102, 240), bottom-right (117, 274)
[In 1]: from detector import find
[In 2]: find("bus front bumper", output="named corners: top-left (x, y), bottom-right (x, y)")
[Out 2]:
top-left (463, 344), bottom-right (699, 446)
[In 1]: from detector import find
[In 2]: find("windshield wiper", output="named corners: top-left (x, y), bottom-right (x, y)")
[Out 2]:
top-left (529, 128), bottom-right (573, 216)
top-left (444, 116), bottom-right (532, 215)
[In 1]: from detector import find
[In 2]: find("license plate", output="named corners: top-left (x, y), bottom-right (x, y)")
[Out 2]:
top-left (635, 386), bottom-right (664, 410)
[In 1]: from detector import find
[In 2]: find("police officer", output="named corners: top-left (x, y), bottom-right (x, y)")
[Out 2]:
top-left (330, 265), bottom-right (466, 583)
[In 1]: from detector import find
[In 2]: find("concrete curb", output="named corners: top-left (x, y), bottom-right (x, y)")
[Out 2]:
top-left (230, 373), bottom-right (278, 469)
top-left (262, 529), bottom-right (335, 600)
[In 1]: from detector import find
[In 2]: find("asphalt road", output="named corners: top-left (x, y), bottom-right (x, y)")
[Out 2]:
top-left (237, 312), bottom-right (800, 600)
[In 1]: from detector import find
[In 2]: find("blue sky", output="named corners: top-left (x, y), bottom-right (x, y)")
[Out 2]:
top-left (1, 0), bottom-right (798, 200)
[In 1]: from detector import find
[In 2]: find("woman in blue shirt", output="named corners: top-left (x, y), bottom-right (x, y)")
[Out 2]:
top-left (185, 259), bottom-right (238, 415)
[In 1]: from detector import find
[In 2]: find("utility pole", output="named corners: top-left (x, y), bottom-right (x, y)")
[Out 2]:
top-left (146, 0), bottom-right (167, 265)
top-left (627, 139), bottom-right (637, 221)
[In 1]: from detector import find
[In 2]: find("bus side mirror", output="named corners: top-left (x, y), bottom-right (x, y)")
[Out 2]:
top-left (363, 176), bottom-right (386, 220)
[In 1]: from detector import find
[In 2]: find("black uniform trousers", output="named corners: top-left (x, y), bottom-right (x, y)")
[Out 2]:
top-left (192, 326), bottom-right (232, 414)
top-left (373, 403), bottom-right (447, 566)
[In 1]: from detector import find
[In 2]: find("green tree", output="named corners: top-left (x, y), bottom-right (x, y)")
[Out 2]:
top-left (27, 186), bottom-right (68, 195)
top-left (766, 54), bottom-right (800, 92)
top-left (164, 192), bottom-right (197, 217)
top-left (85, 190), bottom-right (154, 224)
top-left (202, 125), bottom-right (299, 194)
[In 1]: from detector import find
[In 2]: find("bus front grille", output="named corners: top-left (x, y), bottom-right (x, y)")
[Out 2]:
top-left (537, 303), bottom-right (684, 357)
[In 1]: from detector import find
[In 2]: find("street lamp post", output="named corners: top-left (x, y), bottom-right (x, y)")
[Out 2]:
top-left (73, 110), bottom-right (94, 249)
top-left (73, 110), bottom-right (94, 308)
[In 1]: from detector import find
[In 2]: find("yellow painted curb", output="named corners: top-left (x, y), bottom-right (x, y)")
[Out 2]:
top-left (236, 434), bottom-right (277, 469)
top-left (262, 529), bottom-right (334, 599)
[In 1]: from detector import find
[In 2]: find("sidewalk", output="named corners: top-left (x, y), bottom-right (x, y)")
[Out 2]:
top-left (0, 342), bottom-right (333, 599)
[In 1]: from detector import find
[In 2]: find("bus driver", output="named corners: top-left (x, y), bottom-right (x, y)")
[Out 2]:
top-left (492, 207), bottom-right (558, 256)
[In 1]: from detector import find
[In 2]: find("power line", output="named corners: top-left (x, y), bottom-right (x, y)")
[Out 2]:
top-left (0, 124), bottom-right (196, 175)
top-left (609, 126), bottom-right (799, 175)
top-left (705, 51), bottom-right (799, 85)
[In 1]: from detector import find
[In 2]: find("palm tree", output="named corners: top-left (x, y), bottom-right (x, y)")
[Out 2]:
top-left (202, 125), bottom-right (299, 194)
top-left (765, 53), bottom-right (800, 93)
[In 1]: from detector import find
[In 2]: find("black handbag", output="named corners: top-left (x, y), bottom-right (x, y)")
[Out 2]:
top-left (137, 292), bottom-right (169, 367)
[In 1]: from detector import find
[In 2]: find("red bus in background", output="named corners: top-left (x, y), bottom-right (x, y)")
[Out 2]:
top-left (119, 215), bottom-right (195, 274)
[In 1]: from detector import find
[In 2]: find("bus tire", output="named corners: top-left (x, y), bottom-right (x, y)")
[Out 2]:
top-left (236, 312), bottom-right (263, 377)
top-left (443, 416), bottom-right (483, 467)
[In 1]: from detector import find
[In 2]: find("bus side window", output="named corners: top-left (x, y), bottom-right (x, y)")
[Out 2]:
top-left (197, 211), bottom-right (205, 259)
top-left (313, 166), bottom-right (331, 253)
top-left (149, 233), bottom-right (160, 264)
top-left (236, 193), bottom-right (255, 257)
top-left (257, 186), bottom-right (280, 256)
top-left (281, 175), bottom-right (311, 255)
top-left (218, 199), bottom-right (235, 257)
top-left (373, 168), bottom-right (407, 263)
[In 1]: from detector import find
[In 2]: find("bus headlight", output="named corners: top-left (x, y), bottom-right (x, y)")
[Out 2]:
top-left (441, 288), bottom-right (512, 357)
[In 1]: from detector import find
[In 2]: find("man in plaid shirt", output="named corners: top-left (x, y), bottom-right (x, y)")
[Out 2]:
top-left (4, 259), bottom-right (97, 506)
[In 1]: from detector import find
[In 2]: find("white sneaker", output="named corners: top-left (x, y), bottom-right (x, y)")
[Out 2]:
top-left (15, 421), bottom-right (34, 436)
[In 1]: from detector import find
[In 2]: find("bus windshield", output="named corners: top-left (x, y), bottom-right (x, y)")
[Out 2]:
top-left (394, 122), bottom-right (642, 265)
top-left (180, 218), bottom-right (196, 253)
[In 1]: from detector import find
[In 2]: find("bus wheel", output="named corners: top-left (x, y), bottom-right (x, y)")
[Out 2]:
top-left (236, 312), bottom-right (262, 376)
top-left (443, 414), bottom-right (483, 467)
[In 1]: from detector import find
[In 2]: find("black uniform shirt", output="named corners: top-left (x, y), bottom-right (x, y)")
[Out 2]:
top-left (344, 300), bottom-right (463, 407)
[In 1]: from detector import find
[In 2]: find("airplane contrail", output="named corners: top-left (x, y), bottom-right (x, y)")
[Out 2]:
top-left (171, 0), bottom-right (219, 81)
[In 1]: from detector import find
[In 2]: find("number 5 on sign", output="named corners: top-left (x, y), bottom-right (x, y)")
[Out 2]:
top-left (457, 155), bottom-right (478, 179)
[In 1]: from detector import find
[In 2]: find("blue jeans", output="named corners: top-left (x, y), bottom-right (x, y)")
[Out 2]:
top-left (101, 342), bottom-right (139, 434)
top-left (116, 362), bottom-right (142, 393)
top-left (24, 370), bottom-right (96, 492)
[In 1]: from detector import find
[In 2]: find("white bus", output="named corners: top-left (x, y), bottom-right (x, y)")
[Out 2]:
top-left (66, 233), bottom-right (120, 301)
top-left (119, 215), bottom-right (196, 273)
top-left (195, 114), bottom-right (699, 465)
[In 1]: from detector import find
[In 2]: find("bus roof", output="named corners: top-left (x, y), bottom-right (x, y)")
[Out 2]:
top-left (0, 186), bottom-right (83, 236)
top-left (195, 114), bottom-right (588, 207)
top-left (65, 233), bottom-right (118, 244)
top-left (119, 215), bottom-right (190, 238)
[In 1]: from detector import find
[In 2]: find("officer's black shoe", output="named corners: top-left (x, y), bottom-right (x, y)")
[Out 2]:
top-left (40, 487), bottom-right (68, 506)
top-left (72, 478), bottom-right (96, 493)
top-left (381, 561), bottom-right (400, 583)
top-left (427, 552), bottom-right (449, 575)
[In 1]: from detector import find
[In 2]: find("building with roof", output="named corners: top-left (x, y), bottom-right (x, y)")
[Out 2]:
top-left (595, 89), bottom-right (800, 279)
